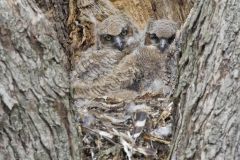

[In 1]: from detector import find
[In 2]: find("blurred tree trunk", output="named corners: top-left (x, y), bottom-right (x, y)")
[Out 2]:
top-left (110, 0), bottom-right (193, 28)
top-left (67, 0), bottom-right (193, 52)
top-left (0, 0), bottom-right (81, 160)
top-left (170, 0), bottom-right (240, 159)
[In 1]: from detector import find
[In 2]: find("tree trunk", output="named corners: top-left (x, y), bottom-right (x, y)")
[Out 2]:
top-left (0, 0), bottom-right (81, 160)
top-left (34, 0), bottom-right (70, 52)
top-left (170, 0), bottom-right (240, 159)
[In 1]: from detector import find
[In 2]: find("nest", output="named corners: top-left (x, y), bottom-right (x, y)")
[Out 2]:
top-left (74, 93), bottom-right (174, 160)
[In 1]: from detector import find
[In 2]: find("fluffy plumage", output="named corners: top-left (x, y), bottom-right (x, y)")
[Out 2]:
top-left (73, 19), bottom-right (178, 99)
top-left (144, 19), bottom-right (178, 52)
top-left (71, 49), bottom-right (125, 84)
top-left (71, 15), bottom-right (140, 85)
top-left (73, 46), bottom-right (170, 98)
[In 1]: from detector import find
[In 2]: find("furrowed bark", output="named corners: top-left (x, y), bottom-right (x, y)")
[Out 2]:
top-left (34, 0), bottom-right (70, 52)
top-left (0, 0), bottom-right (81, 160)
top-left (171, 0), bottom-right (240, 159)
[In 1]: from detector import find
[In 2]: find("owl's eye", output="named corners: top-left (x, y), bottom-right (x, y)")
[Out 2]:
top-left (149, 34), bottom-right (157, 39)
top-left (104, 35), bottom-right (112, 41)
top-left (121, 29), bottom-right (128, 36)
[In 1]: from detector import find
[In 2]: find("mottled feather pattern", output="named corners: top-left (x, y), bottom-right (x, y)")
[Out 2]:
top-left (73, 53), bottom-right (141, 99)
top-left (97, 15), bottom-right (130, 36)
top-left (134, 47), bottom-right (169, 90)
top-left (73, 46), bottom-right (171, 99)
top-left (72, 49), bottom-right (125, 83)
top-left (147, 19), bottom-right (178, 38)
top-left (72, 18), bottom-right (178, 99)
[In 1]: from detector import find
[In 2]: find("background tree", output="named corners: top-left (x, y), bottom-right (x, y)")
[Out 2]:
top-left (67, 0), bottom-right (193, 52)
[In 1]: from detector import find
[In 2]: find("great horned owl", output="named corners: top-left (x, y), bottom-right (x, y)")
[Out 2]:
top-left (142, 19), bottom-right (179, 93)
top-left (144, 19), bottom-right (178, 52)
top-left (73, 19), bottom-right (178, 99)
top-left (71, 15), bottom-right (140, 84)
top-left (96, 15), bottom-right (140, 52)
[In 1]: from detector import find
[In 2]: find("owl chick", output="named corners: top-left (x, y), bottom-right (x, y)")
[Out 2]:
top-left (73, 19), bottom-right (178, 99)
top-left (142, 19), bottom-right (179, 93)
top-left (96, 14), bottom-right (140, 52)
top-left (71, 15), bottom-right (140, 84)
top-left (144, 19), bottom-right (178, 53)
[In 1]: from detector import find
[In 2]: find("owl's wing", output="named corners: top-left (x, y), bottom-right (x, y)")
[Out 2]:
top-left (73, 53), bottom-right (141, 99)
top-left (72, 49), bottom-right (125, 83)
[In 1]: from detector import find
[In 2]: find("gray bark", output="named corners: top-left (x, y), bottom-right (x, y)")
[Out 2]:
top-left (171, 0), bottom-right (240, 159)
top-left (0, 0), bottom-right (80, 160)
top-left (34, 0), bottom-right (70, 51)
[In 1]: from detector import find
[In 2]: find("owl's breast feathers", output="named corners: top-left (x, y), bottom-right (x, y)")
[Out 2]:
top-left (72, 49), bottom-right (125, 84)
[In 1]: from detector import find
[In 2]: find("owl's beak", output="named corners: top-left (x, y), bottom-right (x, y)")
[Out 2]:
top-left (158, 38), bottom-right (168, 52)
top-left (114, 36), bottom-right (124, 51)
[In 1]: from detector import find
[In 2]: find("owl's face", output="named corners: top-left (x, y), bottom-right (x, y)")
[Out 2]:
top-left (144, 19), bottom-right (178, 52)
top-left (99, 26), bottom-right (133, 51)
top-left (97, 15), bottom-right (139, 52)
top-left (145, 33), bottom-right (175, 52)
